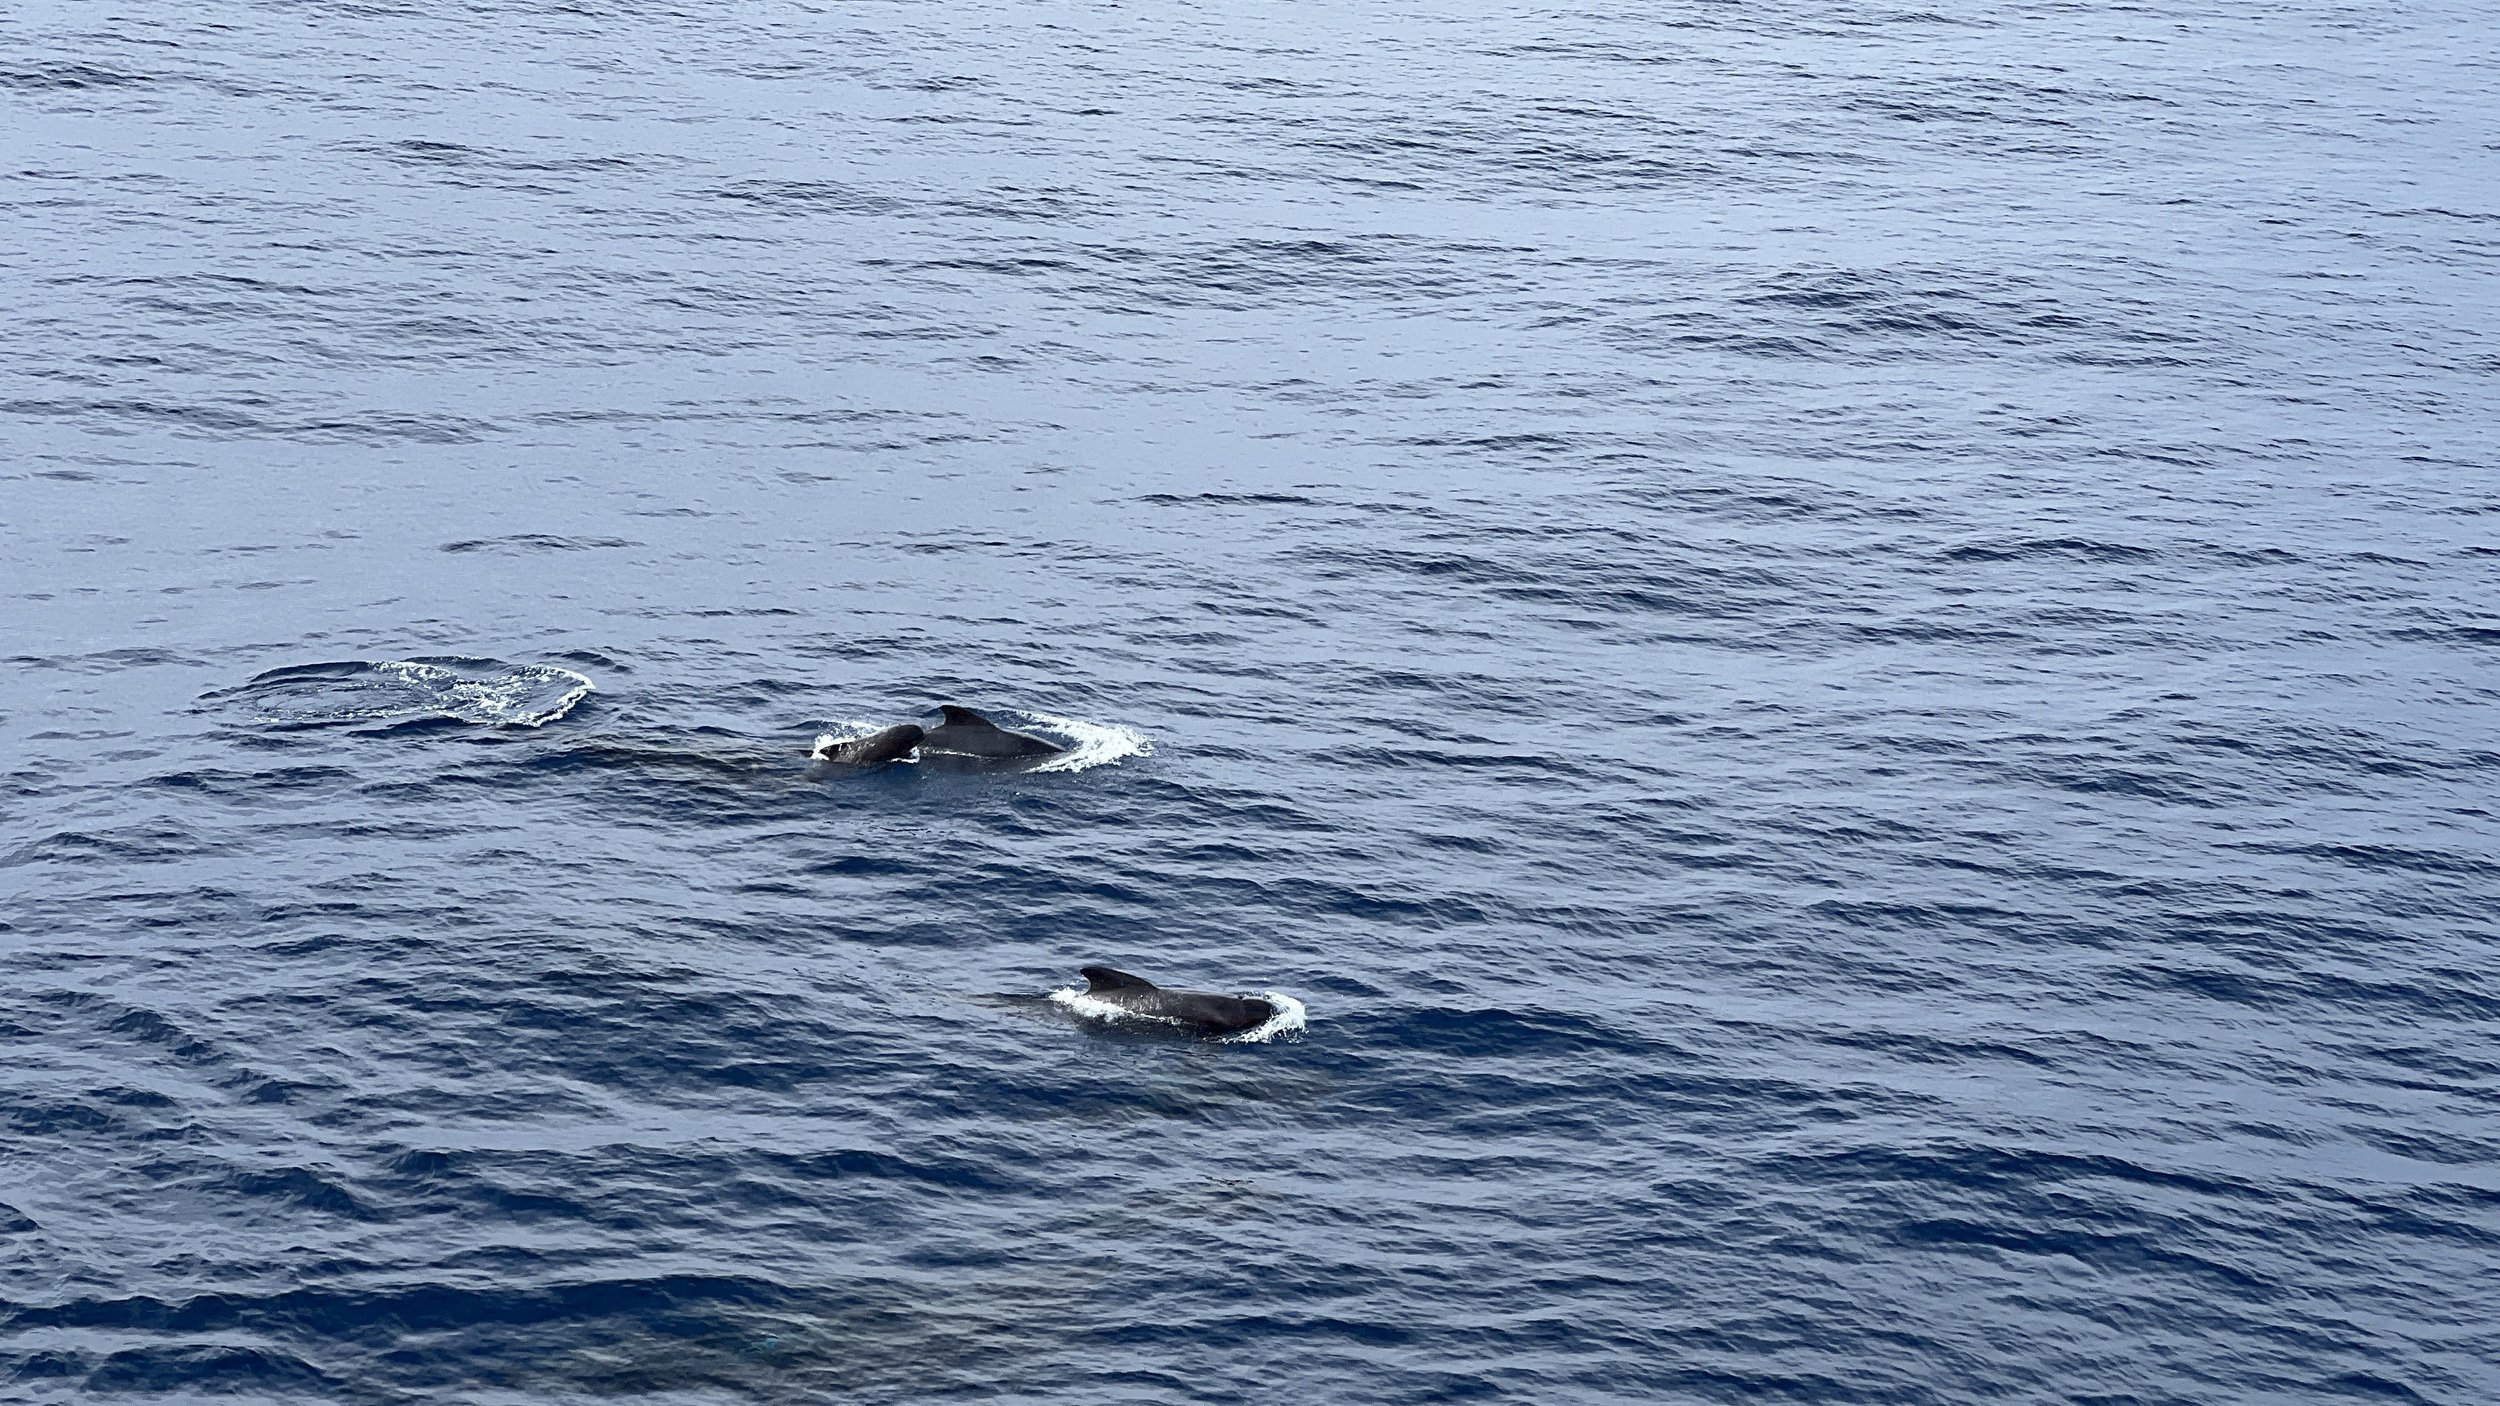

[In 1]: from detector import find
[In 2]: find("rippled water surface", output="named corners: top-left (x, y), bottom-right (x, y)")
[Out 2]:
top-left (6, 0), bottom-right (2498, 1400)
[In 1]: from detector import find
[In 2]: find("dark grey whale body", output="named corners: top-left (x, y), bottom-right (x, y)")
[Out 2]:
top-left (1077, 966), bottom-right (1276, 1036)
top-left (817, 723), bottom-right (924, 765)
top-left (920, 706), bottom-right (1064, 759)
top-left (814, 706), bottom-right (1064, 768)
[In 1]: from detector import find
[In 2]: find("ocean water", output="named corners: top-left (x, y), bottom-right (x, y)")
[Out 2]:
top-left (5, 0), bottom-right (2498, 1400)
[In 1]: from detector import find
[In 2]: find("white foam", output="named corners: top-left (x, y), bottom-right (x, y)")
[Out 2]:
top-left (1018, 711), bottom-right (1152, 773)
top-left (1047, 986), bottom-right (1308, 1043)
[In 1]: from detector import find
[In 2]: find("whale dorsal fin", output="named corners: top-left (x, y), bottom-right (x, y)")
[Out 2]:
top-left (1081, 966), bottom-right (1156, 993)
top-left (937, 705), bottom-right (996, 728)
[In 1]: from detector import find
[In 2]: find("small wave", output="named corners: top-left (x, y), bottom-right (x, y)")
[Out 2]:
top-left (1047, 987), bottom-right (1307, 1042)
top-left (439, 534), bottom-right (638, 554)
top-left (218, 658), bottom-right (593, 729)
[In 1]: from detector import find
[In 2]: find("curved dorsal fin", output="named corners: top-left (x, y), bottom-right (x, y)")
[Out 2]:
top-left (1081, 966), bottom-right (1156, 993)
top-left (937, 705), bottom-right (995, 728)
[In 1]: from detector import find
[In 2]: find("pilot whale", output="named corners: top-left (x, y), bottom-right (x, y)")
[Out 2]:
top-left (1073, 966), bottom-right (1277, 1036)
top-left (816, 723), bottom-right (923, 765)
top-left (920, 706), bottom-right (1064, 759)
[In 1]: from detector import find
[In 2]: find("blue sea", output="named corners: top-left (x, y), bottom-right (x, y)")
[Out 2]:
top-left (5, 0), bottom-right (2497, 1400)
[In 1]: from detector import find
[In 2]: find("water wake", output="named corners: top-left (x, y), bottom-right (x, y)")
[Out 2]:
top-left (217, 659), bottom-right (594, 729)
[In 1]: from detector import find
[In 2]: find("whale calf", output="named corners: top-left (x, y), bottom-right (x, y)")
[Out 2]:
top-left (816, 723), bottom-right (924, 765)
top-left (1074, 966), bottom-right (1277, 1036)
top-left (920, 706), bottom-right (1064, 759)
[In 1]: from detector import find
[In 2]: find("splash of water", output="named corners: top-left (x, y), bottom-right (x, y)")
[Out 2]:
top-left (1018, 712), bottom-right (1152, 773)
top-left (1221, 992), bottom-right (1308, 1044)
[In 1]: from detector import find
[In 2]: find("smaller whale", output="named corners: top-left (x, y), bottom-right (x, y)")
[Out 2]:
top-left (816, 723), bottom-right (924, 766)
top-left (921, 705), bottom-right (1064, 759)
top-left (1074, 966), bottom-right (1277, 1036)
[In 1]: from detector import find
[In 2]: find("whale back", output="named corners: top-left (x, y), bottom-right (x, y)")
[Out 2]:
top-left (821, 723), bottom-right (923, 765)
top-left (922, 705), bottom-right (1065, 758)
top-left (1082, 966), bottom-right (1156, 993)
top-left (1077, 967), bottom-right (1276, 1035)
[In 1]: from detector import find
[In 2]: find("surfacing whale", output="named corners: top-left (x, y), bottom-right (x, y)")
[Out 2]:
top-left (817, 723), bottom-right (923, 765)
top-left (920, 706), bottom-right (1064, 759)
top-left (1075, 966), bottom-right (1277, 1036)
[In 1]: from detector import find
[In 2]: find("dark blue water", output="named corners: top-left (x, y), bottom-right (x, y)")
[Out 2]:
top-left (6, 0), bottom-right (2498, 1400)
